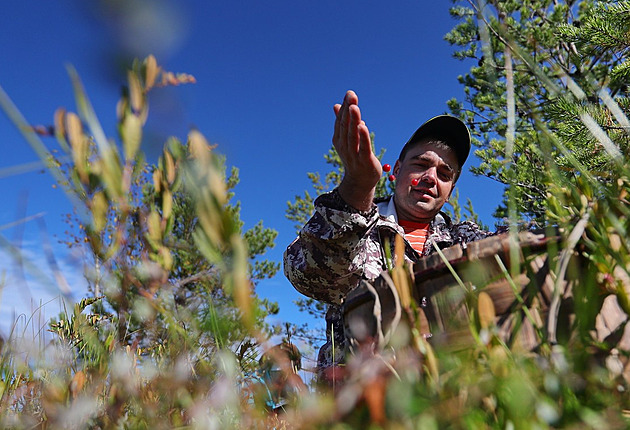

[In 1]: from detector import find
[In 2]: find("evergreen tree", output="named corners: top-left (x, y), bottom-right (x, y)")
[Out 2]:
top-left (443, 188), bottom-right (489, 230)
top-left (145, 152), bottom-right (281, 366)
top-left (446, 0), bottom-right (630, 224)
top-left (56, 57), bottom-right (280, 371)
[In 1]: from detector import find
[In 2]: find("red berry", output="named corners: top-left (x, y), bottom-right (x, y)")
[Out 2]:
top-left (382, 163), bottom-right (391, 173)
top-left (388, 174), bottom-right (396, 182)
top-left (411, 178), bottom-right (419, 186)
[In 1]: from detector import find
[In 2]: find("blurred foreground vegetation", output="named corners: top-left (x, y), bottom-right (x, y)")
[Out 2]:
top-left (2, 0), bottom-right (630, 428)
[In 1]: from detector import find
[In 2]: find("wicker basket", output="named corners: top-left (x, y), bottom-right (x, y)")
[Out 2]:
top-left (413, 230), bottom-right (585, 351)
top-left (344, 230), bottom-right (630, 355)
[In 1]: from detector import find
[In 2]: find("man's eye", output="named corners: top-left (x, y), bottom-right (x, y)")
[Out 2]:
top-left (439, 171), bottom-right (453, 180)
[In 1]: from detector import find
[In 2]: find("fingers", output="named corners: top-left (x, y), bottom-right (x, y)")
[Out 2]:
top-left (331, 91), bottom-right (381, 209)
top-left (347, 104), bottom-right (364, 154)
top-left (332, 91), bottom-right (374, 177)
top-left (332, 91), bottom-right (359, 150)
top-left (356, 121), bottom-right (372, 158)
top-left (332, 104), bottom-right (342, 147)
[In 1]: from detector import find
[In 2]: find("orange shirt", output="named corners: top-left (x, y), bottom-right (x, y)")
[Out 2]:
top-left (399, 220), bottom-right (430, 255)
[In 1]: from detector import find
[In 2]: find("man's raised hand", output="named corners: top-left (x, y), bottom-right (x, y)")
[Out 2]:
top-left (332, 91), bottom-right (382, 212)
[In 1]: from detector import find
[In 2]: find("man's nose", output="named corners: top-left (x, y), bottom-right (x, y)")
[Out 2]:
top-left (422, 167), bottom-right (437, 185)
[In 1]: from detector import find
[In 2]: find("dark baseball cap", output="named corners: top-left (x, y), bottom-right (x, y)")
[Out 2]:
top-left (398, 115), bottom-right (471, 170)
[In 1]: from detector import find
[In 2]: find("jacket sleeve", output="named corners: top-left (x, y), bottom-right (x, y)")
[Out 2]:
top-left (450, 220), bottom-right (498, 244)
top-left (425, 213), bottom-right (506, 255)
top-left (283, 189), bottom-right (381, 305)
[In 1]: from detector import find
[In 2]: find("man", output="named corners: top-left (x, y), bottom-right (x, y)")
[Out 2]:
top-left (284, 90), bottom-right (496, 381)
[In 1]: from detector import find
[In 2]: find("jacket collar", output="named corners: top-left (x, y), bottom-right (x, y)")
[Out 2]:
top-left (376, 195), bottom-right (452, 228)
top-left (376, 196), bottom-right (398, 223)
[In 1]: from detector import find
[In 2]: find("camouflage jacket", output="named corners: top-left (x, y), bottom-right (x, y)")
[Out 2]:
top-left (283, 188), bottom-right (495, 375)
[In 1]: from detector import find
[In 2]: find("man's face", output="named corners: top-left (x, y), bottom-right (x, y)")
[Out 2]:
top-left (393, 140), bottom-right (458, 223)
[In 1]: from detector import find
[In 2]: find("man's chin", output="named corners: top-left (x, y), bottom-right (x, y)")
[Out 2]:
top-left (411, 204), bottom-right (439, 220)
top-left (414, 196), bottom-right (436, 208)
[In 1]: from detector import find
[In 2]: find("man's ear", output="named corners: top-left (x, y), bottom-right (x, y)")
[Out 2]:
top-left (446, 184), bottom-right (455, 201)
top-left (393, 160), bottom-right (401, 176)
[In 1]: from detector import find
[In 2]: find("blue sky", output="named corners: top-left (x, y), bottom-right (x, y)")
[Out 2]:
top-left (0, 1), bottom-right (504, 342)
